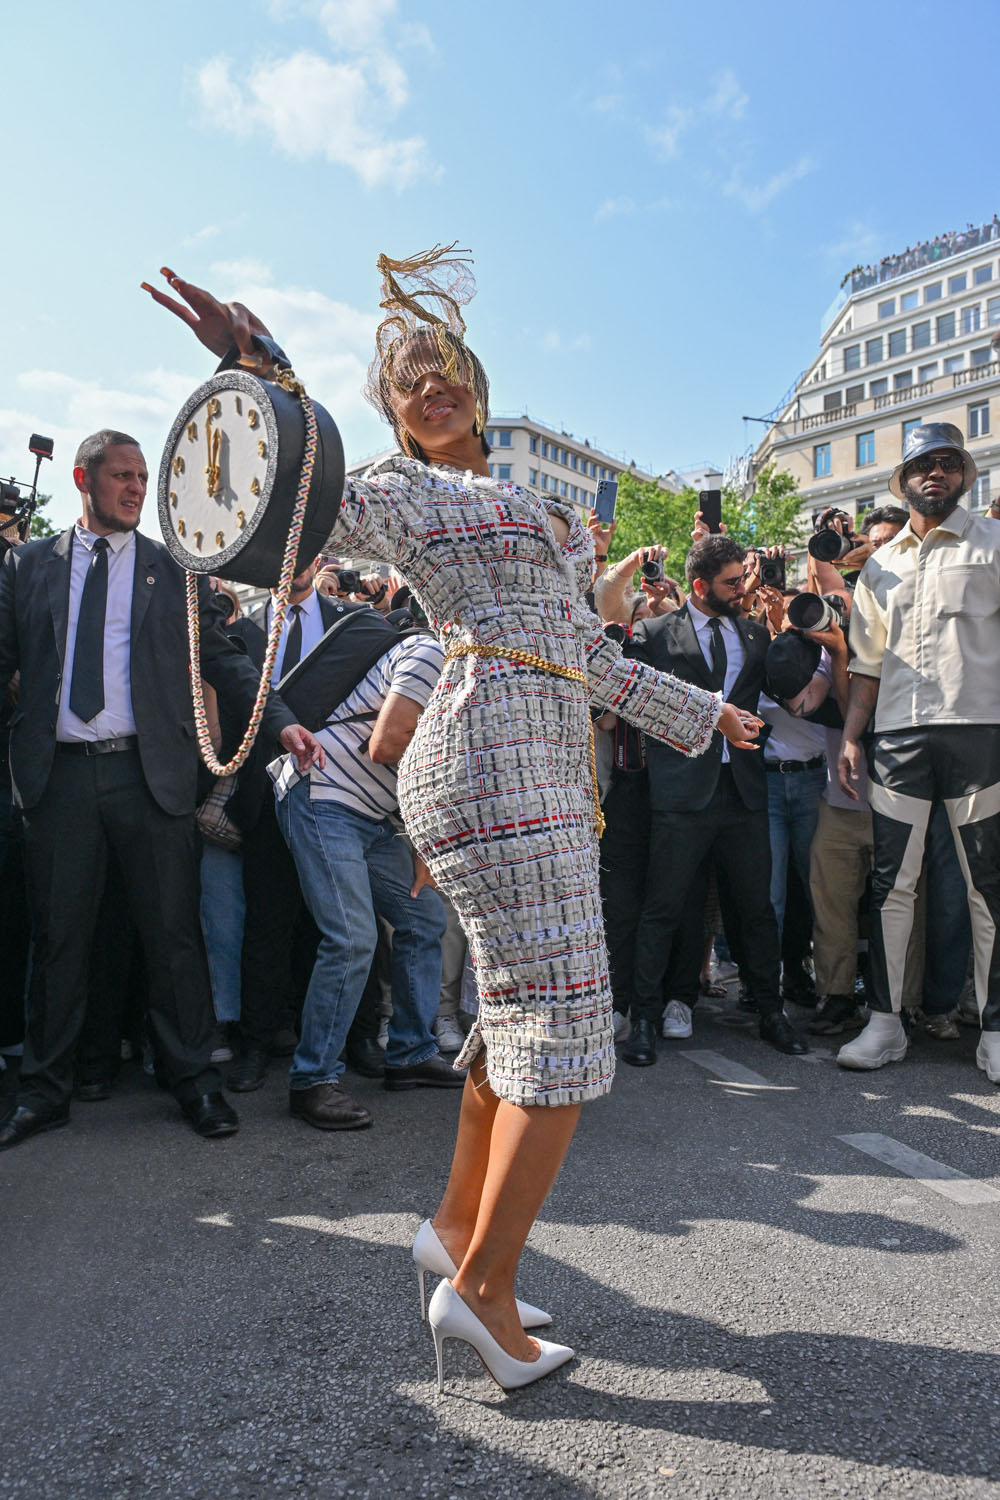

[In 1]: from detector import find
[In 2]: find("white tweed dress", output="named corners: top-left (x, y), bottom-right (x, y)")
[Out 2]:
top-left (325, 457), bottom-right (721, 1106)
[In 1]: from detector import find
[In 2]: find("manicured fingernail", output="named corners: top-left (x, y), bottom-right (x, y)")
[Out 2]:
top-left (140, 282), bottom-right (154, 292)
top-left (160, 266), bottom-right (174, 276)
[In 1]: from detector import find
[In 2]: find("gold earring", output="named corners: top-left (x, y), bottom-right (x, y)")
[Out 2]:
top-left (474, 402), bottom-right (485, 437)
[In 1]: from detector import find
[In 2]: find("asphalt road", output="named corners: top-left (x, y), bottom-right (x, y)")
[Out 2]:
top-left (3, 997), bottom-right (1000, 1500)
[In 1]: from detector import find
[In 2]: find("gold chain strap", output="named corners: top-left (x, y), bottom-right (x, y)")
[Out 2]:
top-left (445, 642), bottom-right (605, 838)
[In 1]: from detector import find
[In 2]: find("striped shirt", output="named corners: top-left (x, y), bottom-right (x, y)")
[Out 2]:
top-left (272, 633), bottom-right (444, 820)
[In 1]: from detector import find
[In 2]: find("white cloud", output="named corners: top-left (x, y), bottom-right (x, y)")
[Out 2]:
top-left (539, 329), bottom-right (591, 355)
top-left (706, 68), bottom-right (749, 121)
top-left (645, 103), bottom-right (694, 161)
top-left (181, 224), bottom-right (222, 248)
top-left (595, 195), bottom-right (636, 221)
top-left (723, 155), bottom-right (815, 213)
top-left (199, 0), bottom-right (436, 189)
top-left (197, 48), bottom-right (433, 190)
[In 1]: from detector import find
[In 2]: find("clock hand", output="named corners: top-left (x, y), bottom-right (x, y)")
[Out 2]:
top-left (205, 409), bottom-right (221, 497)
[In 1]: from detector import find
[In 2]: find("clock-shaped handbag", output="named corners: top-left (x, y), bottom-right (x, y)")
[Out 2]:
top-left (157, 352), bottom-right (344, 588)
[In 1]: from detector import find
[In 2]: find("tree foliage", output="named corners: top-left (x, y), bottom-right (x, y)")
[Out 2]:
top-left (29, 493), bottom-right (59, 538)
top-left (607, 464), bottom-right (807, 581)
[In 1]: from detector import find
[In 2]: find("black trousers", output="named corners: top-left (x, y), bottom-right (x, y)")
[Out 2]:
top-left (870, 725), bottom-right (1000, 1030)
top-left (19, 746), bottom-right (220, 1110)
top-left (239, 800), bottom-right (313, 1049)
top-left (0, 782), bottom-right (29, 1050)
top-left (632, 767), bottom-right (781, 1024)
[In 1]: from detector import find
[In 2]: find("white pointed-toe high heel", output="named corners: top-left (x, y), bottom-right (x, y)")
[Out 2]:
top-left (427, 1279), bottom-right (574, 1392)
top-left (412, 1219), bottom-right (552, 1329)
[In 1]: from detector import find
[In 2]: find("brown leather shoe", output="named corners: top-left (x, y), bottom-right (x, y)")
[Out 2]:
top-left (289, 1082), bottom-right (373, 1131)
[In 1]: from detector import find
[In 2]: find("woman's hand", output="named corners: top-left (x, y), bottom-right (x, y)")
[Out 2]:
top-left (717, 703), bottom-right (762, 750)
top-left (587, 511), bottom-right (617, 558)
top-left (140, 267), bottom-right (272, 362)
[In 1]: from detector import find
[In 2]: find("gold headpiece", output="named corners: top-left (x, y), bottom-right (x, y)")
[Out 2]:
top-left (365, 242), bottom-right (490, 447)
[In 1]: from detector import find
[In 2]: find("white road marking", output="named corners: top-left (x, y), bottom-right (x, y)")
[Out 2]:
top-left (838, 1132), bottom-right (1000, 1206)
top-left (680, 1050), bottom-right (772, 1086)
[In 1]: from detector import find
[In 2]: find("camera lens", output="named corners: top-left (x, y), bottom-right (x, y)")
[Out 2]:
top-left (807, 529), bottom-right (852, 563)
top-left (787, 594), bottom-right (834, 632)
top-left (641, 559), bottom-right (664, 583)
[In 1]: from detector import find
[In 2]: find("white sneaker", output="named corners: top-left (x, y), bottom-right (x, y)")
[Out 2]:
top-left (612, 1010), bottom-right (631, 1041)
top-left (837, 1012), bottom-right (908, 1070)
top-left (976, 1032), bottom-right (1000, 1083)
top-left (434, 1015), bottom-right (465, 1054)
top-left (661, 1000), bottom-right (693, 1040)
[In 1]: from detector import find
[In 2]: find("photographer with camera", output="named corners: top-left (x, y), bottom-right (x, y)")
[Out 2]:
top-left (837, 423), bottom-right (1000, 1082)
top-left (593, 544), bottom-right (683, 626)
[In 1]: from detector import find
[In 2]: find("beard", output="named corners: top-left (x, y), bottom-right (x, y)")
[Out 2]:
top-left (902, 475), bottom-right (963, 517)
top-left (705, 585), bottom-right (743, 617)
top-left (88, 491), bottom-right (140, 533)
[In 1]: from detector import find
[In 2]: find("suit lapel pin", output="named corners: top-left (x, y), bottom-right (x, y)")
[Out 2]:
top-left (147, 575), bottom-right (155, 585)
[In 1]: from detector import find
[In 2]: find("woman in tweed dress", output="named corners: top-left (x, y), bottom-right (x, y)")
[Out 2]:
top-left (146, 253), bottom-right (761, 1388)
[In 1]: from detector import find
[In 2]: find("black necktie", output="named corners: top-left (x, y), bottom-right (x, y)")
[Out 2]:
top-left (69, 537), bottom-right (111, 722)
top-left (708, 617), bottom-right (728, 692)
top-left (281, 604), bottom-right (303, 674)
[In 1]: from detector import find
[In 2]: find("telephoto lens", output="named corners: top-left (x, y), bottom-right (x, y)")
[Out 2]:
top-left (787, 592), bottom-right (843, 633)
top-left (807, 528), bottom-right (854, 563)
top-left (641, 558), bottom-right (665, 583)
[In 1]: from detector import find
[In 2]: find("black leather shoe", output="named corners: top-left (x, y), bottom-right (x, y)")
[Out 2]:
top-left (384, 1053), bottom-right (465, 1090)
top-left (75, 1076), bottom-right (113, 1102)
top-left (759, 1012), bottom-right (809, 1055)
top-left (345, 1037), bottom-right (387, 1078)
top-left (227, 1045), bottom-right (268, 1092)
top-left (0, 1102), bottom-right (71, 1150)
top-left (620, 1018), bottom-right (657, 1067)
top-left (181, 1092), bottom-right (239, 1138)
top-left (737, 985), bottom-right (759, 1014)
top-left (289, 1082), bottom-right (373, 1130)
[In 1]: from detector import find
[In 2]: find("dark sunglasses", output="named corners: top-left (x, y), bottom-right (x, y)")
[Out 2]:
top-left (905, 452), bottom-right (964, 477)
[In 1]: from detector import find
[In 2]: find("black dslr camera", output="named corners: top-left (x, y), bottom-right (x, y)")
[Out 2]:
top-left (808, 507), bottom-right (859, 563)
top-left (0, 434), bottom-right (53, 560)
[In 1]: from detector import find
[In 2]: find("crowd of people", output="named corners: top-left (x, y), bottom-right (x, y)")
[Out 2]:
top-left (2, 249), bottom-right (999, 1393)
top-left (846, 215), bottom-right (1000, 292)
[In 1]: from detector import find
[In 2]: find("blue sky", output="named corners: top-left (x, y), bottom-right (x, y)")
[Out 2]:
top-left (3, 0), bottom-right (997, 528)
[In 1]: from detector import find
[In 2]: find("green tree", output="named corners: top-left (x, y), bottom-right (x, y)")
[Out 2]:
top-left (29, 493), bottom-right (59, 538)
top-left (607, 464), bottom-right (807, 583)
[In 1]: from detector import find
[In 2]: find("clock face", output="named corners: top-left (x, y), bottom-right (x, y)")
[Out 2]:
top-left (158, 371), bottom-right (279, 574)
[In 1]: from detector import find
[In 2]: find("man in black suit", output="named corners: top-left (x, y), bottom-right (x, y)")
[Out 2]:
top-left (621, 535), bottom-right (808, 1064)
top-left (0, 429), bottom-right (323, 1149)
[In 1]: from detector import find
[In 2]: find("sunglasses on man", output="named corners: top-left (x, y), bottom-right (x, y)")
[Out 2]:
top-left (904, 452), bottom-right (965, 477)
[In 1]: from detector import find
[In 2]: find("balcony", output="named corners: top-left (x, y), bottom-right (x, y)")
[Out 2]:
top-left (873, 381), bottom-right (935, 410)
top-left (773, 363), bottom-right (1000, 440)
top-left (802, 404), bottom-right (857, 431)
top-left (954, 360), bottom-right (1000, 387)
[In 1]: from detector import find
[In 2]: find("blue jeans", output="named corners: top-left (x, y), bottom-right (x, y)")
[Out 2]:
top-left (277, 783), bottom-right (446, 1088)
top-left (767, 765), bottom-right (828, 943)
top-left (199, 842), bottom-right (245, 1024)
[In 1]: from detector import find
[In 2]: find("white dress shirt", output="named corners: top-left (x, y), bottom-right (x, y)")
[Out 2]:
top-left (268, 586), bottom-right (326, 678)
top-left (56, 524), bottom-right (137, 743)
top-left (849, 505), bottom-right (1000, 731)
top-left (689, 603), bottom-right (745, 762)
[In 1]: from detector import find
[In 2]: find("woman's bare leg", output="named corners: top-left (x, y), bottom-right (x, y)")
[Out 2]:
top-left (451, 1095), bottom-right (581, 1361)
top-left (431, 1053), bottom-right (500, 1265)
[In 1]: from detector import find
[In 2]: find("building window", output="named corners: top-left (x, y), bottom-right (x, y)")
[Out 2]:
top-left (878, 298), bottom-right (895, 319)
top-left (912, 320), bottom-right (931, 349)
top-left (558, 448), bottom-right (566, 465)
top-left (856, 431), bottom-right (875, 467)
top-left (974, 264), bottom-right (994, 286)
top-left (845, 382), bottom-right (865, 404)
top-left (902, 418), bottom-right (922, 450)
top-left (888, 329), bottom-right (907, 358)
top-left (570, 454), bottom-right (578, 470)
top-left (496, 430), bottom-right (512, 447)
top-left (944, 354), bottom-right (965, 374)
top-left (814, 443), bottom-right (831, 478)
top-left (529, 435), bottom-right (538, 454)
top-left (972, 346), bottom-right (993, 366)
top-left (969, 402), bottom-right (990, 438)
top-left (587, 461), bottom-right (595, 477)
top-left (971, 471), bottom-right (991, 509)
top-left (528, 468), bottom-right (538, 485)
top-left (962, 305), bottom-right (982, 335)
top-left (559, 481), bottom-right (568, 497)
top-left (894, 370), bottom-right (914, 390)
top-left (936, 311), bottom-right (956, 342)
top-left (539, 474), bottom-right (548, 490)
top-left (988, 296), bottom-right (1000, 326)
top-left (917, 362), bottom-right (938, 383)
top-left (901, 290), bottom-right (919, 311)
top-left (843, 344), bottom-right (861, 372)
top-left (497, 464), bottom-right (512, 480)
top-left (925, 282), bottom-right (942, 302)
top-left (865, 337), bottom-right (883, 365)
top-left (948, 273), bottom-right (968, 295)
top-left (823, 391), bottom-right (843, 412)
top-left (870, 377), bottom-right (889, 397)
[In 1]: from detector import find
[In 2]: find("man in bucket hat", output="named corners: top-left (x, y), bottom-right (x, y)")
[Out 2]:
top-left (837, 421), bottom-right (1000, 1083)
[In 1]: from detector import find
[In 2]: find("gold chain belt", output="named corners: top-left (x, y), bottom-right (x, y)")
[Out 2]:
top-left (444, 642), bottom-right (605, 838)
